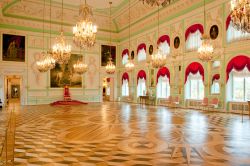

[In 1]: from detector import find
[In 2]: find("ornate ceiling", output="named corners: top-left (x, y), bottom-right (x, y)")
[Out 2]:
top-left (0, 0), bottom-right (211, 41)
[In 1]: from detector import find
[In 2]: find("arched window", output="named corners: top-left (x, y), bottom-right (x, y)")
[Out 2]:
top-left (211, 74), bottom-right (220, 94)
top-left (137, 43), bottom-right (147, 62)
top-left (122, 49), bottom-right (129, 65)
top-left (185, 24), bottom-right (203, 51)
top-left (122, 72), bottom-right (129, 96)
top-left (137, 70), bottom-right (146, 97)
top-left (185, 62), bottom-right (205, 100)
top-left (226, 16), bottom-right (250, 43)
top-left (157, 35), bottom-right (170, 56)
top-left (226, 55), bottom-right (250, 101)
top-left (156, 67), bottom-right (170, 98)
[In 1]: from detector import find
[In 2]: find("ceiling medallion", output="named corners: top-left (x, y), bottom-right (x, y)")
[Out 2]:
top-left (230, 0), bottom-right (250, 33)
top-left (73, 0), bottom-right (97, 48)
top-left (139, 0), bottom-right (172, 7)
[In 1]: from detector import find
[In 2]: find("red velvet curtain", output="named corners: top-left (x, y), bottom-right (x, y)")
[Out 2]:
top-left (122, 72), bottom-right (129, 82)
top-left (122, 49), bottom-right (129, 57)
top-left (185, 62), bottom-right (204, 83)
top-left (137, 70), bottom-right (146, 84)
top-left (226, 55), bottom-right (250, 81)
top-left (185, 24), bottom-right (204, 41)
top-left (107, 78), bottom-right (110, 82)
top-left (226, 15), bottom-right (231, 30)
top-left (157, 35), bottom-right (170, 46)
top-left (137, 43), bottom-right (146, 54)
top-left (212, 74), bottom-right (220, 83)
top-left (157, 67), bottom-right (170, 83)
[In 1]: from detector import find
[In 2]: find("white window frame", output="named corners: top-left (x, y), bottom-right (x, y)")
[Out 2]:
top-left (157, 76), bottom-right (170, 98)
top-left (137, 78), bottom-right (146, 97)
top-left (186, 30), bottom-right (202, 51)
top-left (122, 53), bottom-right (129, 65)
top-left (122, 79), bottom-right (129, 97)
top-left (158, 41), bottom-right (170, 56)
top-left (211, 81), bottom-right (220, 94)
top-left (137, 49), bottom-right (147, 62)
top-left (185, 72), bottom-right (204, 100)
top-left (230, 67), bottom-right (250, 101)
top-left (227, 21), bottom-right (250, 43)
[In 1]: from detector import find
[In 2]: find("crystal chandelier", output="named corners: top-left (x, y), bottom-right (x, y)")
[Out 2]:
top-left (198, 34), bottom-right (214, 61)
top-left (151, 49), bottom-right (167, 68)
top-left (36, 53), bottom-right (56, 72)
top-left (37, 0), bottom-right (55, 72)
top-left (105, 58), bottom-right (116, 74)
top-left (125, 0), bottom-right (135, 72)
top-left (52, 31), bottom-right (71, 64)
top-left (139, 0), bottom-right (172, 7)
top-left (105, 2), bottom-right (116, 75)
top-left (230, 0), bottom-right (250, 33)
top-left (73, 59), bottom-right (88, 75)
top-left (198, 0), bottom-right (214, 62)
top-left (52, 0), bottom-right (71, 64)
top-left (73, 0), bottom-right (98, 48)
top-left (151, 5), bottom-right (167, 68)
top-left (125, 58), bottom-right (135, 72)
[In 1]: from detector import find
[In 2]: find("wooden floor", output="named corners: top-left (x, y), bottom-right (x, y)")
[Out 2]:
top-left (2, 102), bottom-right (250, 165)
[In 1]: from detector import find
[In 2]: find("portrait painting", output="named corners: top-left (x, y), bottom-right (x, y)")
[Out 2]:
top-left (149, 45), bottom-right (154, 55)
top-left (11, 85), bottom-right (20, 98)
top-left (2, 34), bottom-right (25, 62)
top-left (210, 25), bottom-right (219, 40)
top-left (131, 50), bottom-right (135, 59)
top-left (101, 45), bottom-right (116, 66)
top-left (174, 36), bottom-right (180, 49)
top-left (50, 54), bottom-right (82, 88)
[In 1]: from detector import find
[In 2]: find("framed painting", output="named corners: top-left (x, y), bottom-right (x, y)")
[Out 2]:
top-left (11, 85), bottom-right (20, 98)
top-left (2, 34), bottom-right (25, 62)
top-left (50, 54), bottom-right (83, 88)
top-left (101, 45), bottom-right (116, 66)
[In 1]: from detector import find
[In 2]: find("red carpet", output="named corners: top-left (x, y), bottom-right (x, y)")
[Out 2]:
top-left (51, 100), bottom-right (87, 106)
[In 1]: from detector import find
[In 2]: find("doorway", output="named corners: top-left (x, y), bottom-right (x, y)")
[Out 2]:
top-left (102, 77), bottom-right (114, 102)
top-left (5, 75), bottom-right (21, 105)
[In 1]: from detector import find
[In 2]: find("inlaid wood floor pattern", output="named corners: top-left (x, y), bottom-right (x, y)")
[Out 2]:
top-left (8, 103), bottom-right (250, 165)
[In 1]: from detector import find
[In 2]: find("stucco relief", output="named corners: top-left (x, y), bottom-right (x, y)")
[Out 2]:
top-left (86, 55), bottom-right (99, 89)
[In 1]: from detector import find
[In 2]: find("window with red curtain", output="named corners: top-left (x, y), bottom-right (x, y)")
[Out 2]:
top-left (157, 35), bottom-right (170, 55)
top-left (122, 49), bottom-right (129, 65)
top-left (226, 15), bottom-right (250, 42)
top-left (122, 72), bottom-right (129, 97)
top-left (185, 24), bottom-right (203, 51)
top-left (185, 62), bottom-right (204, 100)
top-left (137, 70), bottom-right (146, 96)
top-left (211, 74), bottom-right (220, 94)
top-left (226, 55), bottom-right (250, 101)
top-left (156, 67), bottom-right (170, 98)
top-left (137, 43), bottom-right (147, 61)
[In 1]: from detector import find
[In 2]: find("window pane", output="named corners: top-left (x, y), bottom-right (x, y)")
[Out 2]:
top-left (246, 77), bottom-right (250, 101)
top-left (190, 80), bottom-right (198, 99)
top-left (233, 77), bottom-right (244, 101)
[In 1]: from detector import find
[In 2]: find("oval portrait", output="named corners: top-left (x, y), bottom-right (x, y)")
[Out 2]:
top-left (210, 25), bottom-right (219, 40)
top-left (131, 50), bottom-right (134, 59)
top-left (174, 36), bottom-right (180, 49)
top-left (149, 45), bottom-right (154, 55)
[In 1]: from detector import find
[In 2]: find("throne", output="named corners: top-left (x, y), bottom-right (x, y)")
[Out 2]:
top-left (64, 85), bottom-right (71, 101)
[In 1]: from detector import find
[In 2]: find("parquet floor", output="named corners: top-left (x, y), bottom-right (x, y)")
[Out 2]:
top-left (2, 102), bottom-right (250, 165)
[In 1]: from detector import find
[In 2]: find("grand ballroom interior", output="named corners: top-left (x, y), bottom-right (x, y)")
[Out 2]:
top-left (0, 0), bottom-right (250, 165)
